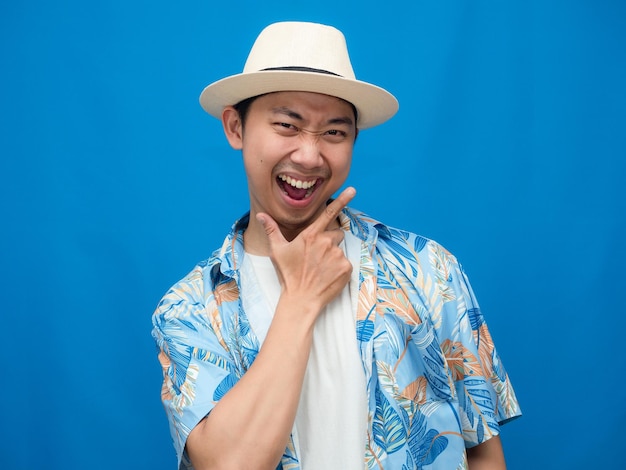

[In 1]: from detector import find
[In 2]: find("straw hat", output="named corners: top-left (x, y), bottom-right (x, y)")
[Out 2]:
top-left (199, 21), bottom-right (398, 129)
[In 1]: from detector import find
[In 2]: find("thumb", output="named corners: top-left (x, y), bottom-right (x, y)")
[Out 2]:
top-left (256, 212), bottom-right (287, 247)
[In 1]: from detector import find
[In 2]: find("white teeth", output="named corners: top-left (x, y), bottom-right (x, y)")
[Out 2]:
top-left (279, 175), bottom-right (316, 189)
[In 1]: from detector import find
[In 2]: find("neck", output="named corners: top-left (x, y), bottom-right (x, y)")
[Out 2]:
top-left (242, 221), bottom-right (271, 256)
top-left (242, 214), bottom-right (341, 256)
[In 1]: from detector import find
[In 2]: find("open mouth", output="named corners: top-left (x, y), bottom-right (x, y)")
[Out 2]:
top-left (277, 174), bottom-right (320, 201)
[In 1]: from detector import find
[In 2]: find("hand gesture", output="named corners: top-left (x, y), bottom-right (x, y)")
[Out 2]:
top-left (256, 187), bottom-right (356, 314)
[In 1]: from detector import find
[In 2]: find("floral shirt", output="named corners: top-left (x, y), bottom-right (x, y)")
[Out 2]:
top-left (152, 207), bottom-right (521, 469)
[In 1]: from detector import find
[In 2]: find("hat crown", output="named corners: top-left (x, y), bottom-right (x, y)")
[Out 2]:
top-left (199, 21), bottom-right (398, 129)
top-left (243, 22), bottom-right (356, 80)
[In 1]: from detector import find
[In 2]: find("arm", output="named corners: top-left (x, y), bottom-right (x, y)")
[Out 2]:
top-left (186, 188), bottom-right (356, 470)
top-left (467, 435), bottom-right (507, 470)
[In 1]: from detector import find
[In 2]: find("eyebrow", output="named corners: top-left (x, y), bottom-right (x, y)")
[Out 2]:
top-left (271, 106), bottom-right (354, 127)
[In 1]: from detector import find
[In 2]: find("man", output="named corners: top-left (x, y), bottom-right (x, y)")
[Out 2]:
top-left (152, 21), bottom-right (521, 470)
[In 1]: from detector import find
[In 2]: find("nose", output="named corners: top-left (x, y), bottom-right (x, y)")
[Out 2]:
top-left (289, 133), bottom-right (324, 169)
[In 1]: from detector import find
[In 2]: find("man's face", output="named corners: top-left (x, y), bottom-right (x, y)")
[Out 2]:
top-left (226, 91), bottom-right (356, 248)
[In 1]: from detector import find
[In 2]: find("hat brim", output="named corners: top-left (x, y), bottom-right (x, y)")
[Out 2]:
top-left (199, 70), bottom-right (398, 129)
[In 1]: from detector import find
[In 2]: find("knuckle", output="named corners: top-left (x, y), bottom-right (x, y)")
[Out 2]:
top-left (301, 230), bottom-right (315, 243)
top-left (324, 204), bottom-right (338, 219)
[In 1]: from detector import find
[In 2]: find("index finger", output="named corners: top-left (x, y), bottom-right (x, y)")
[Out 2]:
top-left (309, 186), bottom-right (356, 232)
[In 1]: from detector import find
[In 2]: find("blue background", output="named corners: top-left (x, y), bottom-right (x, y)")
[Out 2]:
top-left (2, 1), bottom-right (625, 468)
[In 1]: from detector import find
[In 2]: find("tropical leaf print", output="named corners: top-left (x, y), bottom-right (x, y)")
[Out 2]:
top-left (376, 360), bottom-right (401, 397)
top-left (373, 386), bottom-right (408, 455)
top-left (214, 278), bottom-right (239, 305)
top-left (376, 255), bottom-right (403, 291)
top-left (400, 376), bottom-right (428, 405)
top-left (428, 243), bottom-right (456, 303)
top-left (178, 318), bottom-right (199, 332)
top-left (213, 373), bottom-right (237, 401)
top-left (467, 307), bottom-right (485, 331)
top-left (401, 449), bottom-right (416, 470)
top-left (171, 363), bottom-right (199, 415)
top-left (360, 243), bottom-right (376, 278)
top-left (344, 207), bottom-right (371, 238)
top-left (420, 429), bottom-right (449, 466)
top-left (153, 318), bottom-right (194, 392)
top-left (441, 339), bottom-right (465, 381)
top-left (423, 363), bottom-right (453, 399)
top-left (152, 208), bottom-right (522, 469)
top-left (412, 234), bottom-right (428, 254)
top-left (357, 319), bottom-right (375, 342)
top-left (237, 324), bottom-right (259, 371)
top-left (365, 422), bottom-right (387, 469)
top-left (404, 404), bottom-right (451, 467)
top-left (492, 357), bottom-right (522, 418)
top-left (207, 298), bottom-right (227, 350)
top-left (378, 285), bottom-right (422, 326)
top-left (412, 328), bottom-right (454, 400)
top-left (406, 409), bottom-right (426, 460)
top-left (374, 356), bottom-right (456, 468)
top-left (460, 385), bottom-right (498, 443)
top-left (280, 435), bottom-right (300, 470)
top-left (475, 324), bottom-right (495, 377)
top-left (357, 280), bottom-right (376, 319)
top-left (384, 231), bottom-right (417, 259)
top-left (237, 313), bottom-right (251, 337)
top-left (192, 347), bottom-right (235, 374)
top-left (382, 240), bottom-right (420, 279)
top-left (156, 280), bottom-right (201, 321)
top-left (223, 313), bottom-right (253, 375)
top-left (405, 408), bottom-right (447, 466)
top-left (356, 246), bottom-right (377, 326)
top-left (467, 388), bottom-right (496, 413)
top-left (419, 275), bottom-right (444, 329)
top-left (460, 391), bottom-right (476, 428)
top-left (382, 227), bottom-right (428, 276)
top-left (157, 350), bottom-right (174, 399)
top-left (281, 457), bottom-right (300, 470)
top-left (491, 350), bottom-right (507, 382)
top-left (476, 417), bottom-right (485, 443)
top-left (441, 339), bottom-right (484, 381)
top-left (376, 316), bottom-right (407, 362)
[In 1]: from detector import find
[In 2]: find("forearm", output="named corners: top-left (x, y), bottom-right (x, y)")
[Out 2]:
top-left (185, 190), bottom-right (355, 469)
top-left (467, 435), bottom-right (506, 470)
top-left (186, 298), bottom-right (319, 470)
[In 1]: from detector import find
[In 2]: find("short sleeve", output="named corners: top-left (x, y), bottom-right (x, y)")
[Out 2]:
top-left (437, 248), bottom-right (522, 446)
top-left (151, 266), bottom-right (241, 469)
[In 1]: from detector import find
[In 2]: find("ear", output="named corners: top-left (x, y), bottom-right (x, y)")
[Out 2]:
top-left (222, 106), bottom-right (243, 150)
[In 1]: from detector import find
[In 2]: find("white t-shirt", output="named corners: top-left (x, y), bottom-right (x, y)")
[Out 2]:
top-left (240, 232), bottom-right (367, 469)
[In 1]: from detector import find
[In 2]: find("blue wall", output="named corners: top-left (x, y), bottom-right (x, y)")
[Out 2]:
top-left (2, 1), bottom-right (625, 468)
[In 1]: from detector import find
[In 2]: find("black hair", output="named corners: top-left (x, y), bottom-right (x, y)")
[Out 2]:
top-left (232, 93), bottom-right (359, 132)
top-left (233, 95), bottom-right (260, 127)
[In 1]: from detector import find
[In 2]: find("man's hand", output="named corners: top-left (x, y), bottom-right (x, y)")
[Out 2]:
top-left (187, 188), bottom-right (357, 470)
top-left (256, 187), bottom-right (356, 312)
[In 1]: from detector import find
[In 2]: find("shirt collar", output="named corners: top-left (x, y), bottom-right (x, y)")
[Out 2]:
top-left (208, 205), bottom-right (386, 280)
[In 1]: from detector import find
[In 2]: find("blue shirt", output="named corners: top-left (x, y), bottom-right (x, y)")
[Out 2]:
top-left (152, 207), bottom-right (522, 469)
